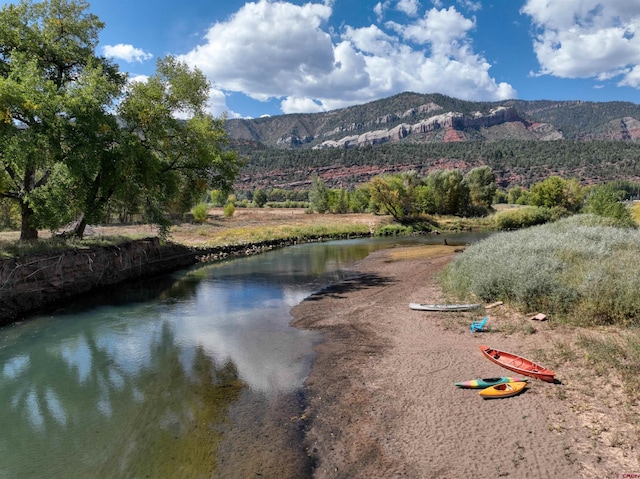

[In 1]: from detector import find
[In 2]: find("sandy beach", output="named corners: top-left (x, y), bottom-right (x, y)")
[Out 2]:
top-left (291, 245), bottom-right (639, 479)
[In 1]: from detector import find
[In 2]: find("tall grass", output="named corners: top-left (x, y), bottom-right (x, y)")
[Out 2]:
top-left (439, 214), bottom-right (640, 326)
top-left (0, 236), bottom-right (145, 259)
top-left (575, 330), bottom-right (640, 397)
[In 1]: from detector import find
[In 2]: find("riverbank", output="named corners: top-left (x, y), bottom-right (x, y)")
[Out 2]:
top-left (0, 210), bottom-right (391, 323)
top-left (291, 246), bottom-right (638, 479)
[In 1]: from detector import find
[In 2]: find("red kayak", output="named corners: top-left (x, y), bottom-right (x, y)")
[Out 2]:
top-left (479, 345), bottom-right (555, 383)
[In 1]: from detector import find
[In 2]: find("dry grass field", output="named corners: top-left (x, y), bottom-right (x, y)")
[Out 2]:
top-left (0, 208), bottom-right (392, 248)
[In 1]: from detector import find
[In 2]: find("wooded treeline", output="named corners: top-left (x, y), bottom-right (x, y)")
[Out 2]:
top-left (234, 140), bottom-right (640, 192)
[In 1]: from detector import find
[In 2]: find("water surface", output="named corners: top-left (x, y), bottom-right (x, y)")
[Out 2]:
top-left (0, 234), bottom-right (489, 478)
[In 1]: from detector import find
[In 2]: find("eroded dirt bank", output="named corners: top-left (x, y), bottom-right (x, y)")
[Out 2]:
top-left (0, 238), bottom-right (197, 324)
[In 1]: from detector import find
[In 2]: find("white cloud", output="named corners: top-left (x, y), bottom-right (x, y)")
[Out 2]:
top-left (458, 0), bottom-right (481, 12)
top-left (127, 74), bottom-right (149, 84)
top-left (103, 44), bottom-right (153, 63)
top-left (281, 96), bottom-right (325, 113)
top-left (522, 0), bottom-right (640, 88)
top-left (374, 1), bottom-right (391, 22)
top-left (396, 0), bottom-right (419, 17)
top-left (619, 65), bottom-right (640, 88)
top-left (178, 1), bottom-right (515, 115)
top-left (394, 6), bottom-right (475, 53)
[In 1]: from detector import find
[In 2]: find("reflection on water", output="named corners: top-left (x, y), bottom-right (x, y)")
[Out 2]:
top-left (0, 234), bottom-right (490, 478)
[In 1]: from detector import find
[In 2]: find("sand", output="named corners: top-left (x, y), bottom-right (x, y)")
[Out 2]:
top-left (291, 246), bottom-right (639, 479)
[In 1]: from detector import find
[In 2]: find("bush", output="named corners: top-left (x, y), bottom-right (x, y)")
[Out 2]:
top-left (191, 203), bottom-right (209, 224)
top-left (439, 214), bottom-right (640, 326)
top-left (223, 202), bottom-right (235, 217)
top-left (493, 206), bottom-right (552, 230)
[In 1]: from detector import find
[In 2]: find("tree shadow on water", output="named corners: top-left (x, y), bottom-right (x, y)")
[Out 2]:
top-left (304, 273), bottom-right (395, 301)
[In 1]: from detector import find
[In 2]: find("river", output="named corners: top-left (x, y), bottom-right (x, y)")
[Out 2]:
top-left (0, 233), bottom-right (488, 479)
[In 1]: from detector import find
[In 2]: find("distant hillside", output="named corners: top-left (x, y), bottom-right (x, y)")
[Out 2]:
top-left (225, 92), bottom-right (640, 192)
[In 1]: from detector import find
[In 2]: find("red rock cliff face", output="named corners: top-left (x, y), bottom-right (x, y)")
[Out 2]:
top-left (0, 238), bottom-right (197, 324)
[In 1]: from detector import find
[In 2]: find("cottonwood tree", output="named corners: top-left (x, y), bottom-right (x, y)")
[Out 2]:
top-left (74, 55), bottom-right (241, 239)
top-left (0, 0), bottom-right (123, 240)
top-left (465, 166), bottom-right (496, 209)
top-left (529, 176), bottom-right (583, 212)
top-left (368, 171), bottom-right (420, 222)
top-left (0, 0), bottom-right (241, 240)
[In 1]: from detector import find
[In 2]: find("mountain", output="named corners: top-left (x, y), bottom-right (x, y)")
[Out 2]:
top-left (225, 92), bottom-right (640, 192)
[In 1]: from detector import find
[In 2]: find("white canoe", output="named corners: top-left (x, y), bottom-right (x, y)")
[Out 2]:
top-left (409, 302), bottom-right (482, 312)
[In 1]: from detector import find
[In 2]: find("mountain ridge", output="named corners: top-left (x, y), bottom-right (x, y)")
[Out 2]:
top-left (225, 92), bottom-right (640, 193)
top-left (225, 92), bottom-right (640, 148)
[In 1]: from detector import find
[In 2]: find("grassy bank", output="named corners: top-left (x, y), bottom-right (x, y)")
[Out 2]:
top-left (438, 214), bottom-right (640, 401)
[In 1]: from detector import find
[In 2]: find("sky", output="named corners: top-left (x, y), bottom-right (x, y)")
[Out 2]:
top-left (4, 0), bottom-right (640, 118)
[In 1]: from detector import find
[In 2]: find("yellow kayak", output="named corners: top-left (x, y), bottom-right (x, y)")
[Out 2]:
top-left (479, 381), bottom-right (527, 399)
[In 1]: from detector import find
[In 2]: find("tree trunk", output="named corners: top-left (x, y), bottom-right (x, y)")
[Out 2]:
top-left (19, 201), bottom-right (38, 241)
top-left (72, 214), bottom-right (87, 239)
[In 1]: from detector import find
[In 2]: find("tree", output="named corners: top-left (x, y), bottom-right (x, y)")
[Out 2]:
top-left (583, 184), bottom-right (635, 227)
top-left (528, 176), bottom-right (583, 211)
top-left (507, 186), bottom-right (527, 204)
top-left (308, 175), bottom-right (330, 213)
top-left (424, 169), bottom-right (470, 215)
top-left (0, 0), bottom-right (123, 240)
top-left (329, 188), bottom-right (349, 214)
top-left (465, 166), bottom-right (496, 208)
top-left (253, 188), bottom-right (267, 207)
top-left (96, 55), bottom-right (240, 239)
top-left (368, 171), bottom-right (420, 222)
top-left (1, 1), bottom-right (241, 240)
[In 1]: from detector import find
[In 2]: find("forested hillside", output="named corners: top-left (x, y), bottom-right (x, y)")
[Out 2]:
top-left (227, 92), bottom-right (640, 193)
top-left (233, 139), bottom-right (640, 192)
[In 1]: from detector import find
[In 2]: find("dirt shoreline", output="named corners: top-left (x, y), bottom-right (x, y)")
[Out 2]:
top-left (291, 246), bottom-right (636, 479)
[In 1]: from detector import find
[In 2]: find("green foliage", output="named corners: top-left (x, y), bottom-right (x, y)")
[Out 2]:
top-left (223, 202), bottom-right (235, 217)
top-left (253, 188), bottom-right (267, 207)
top-left (368, 168), bottom-right (483, 221)
top-left (465, 166), bottom-right (497, 208)
top-left (192, 203), bottom-right (209, 224)
top-left (327, 189), bottom-right (348, 213)
top-left (211, 190), bottom-right (228, 206)
top-left (308, 175), bottom-right (330, 213)
top-left (493, 189), bottom-right (508, 204)
top-left (529, 176), bottom-right (582, 210)
top-left (265, 201), bottom-right (309, 208)
top-left (493, 206), bottom-right (552, 230)
top-left (583, 183), bottom-right (636, 228)
top-left (0, 198), bottom-right (20, 230)
top-left (0, 0), bottom-right (123, 239)
top-left (349, 186), bottom-right (371, 213)
top-left (507, 186), bottom-right (527, 204)
top-left (237, 137), bottom-right (640, 195)
top-left (439, 214), bottom-right (640, 326)
top-left (424, 169), bottom-right (471, 215)
top-left (0, 2), bottom-right (241, 241)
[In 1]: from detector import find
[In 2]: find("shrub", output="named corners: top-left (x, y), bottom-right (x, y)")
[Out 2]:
top-left (223, 202), bottom-right (235, 217)
top-left (191, 203), bottom-right (209, 224)
top-left (439, 214), bottom-right (640, 326)
top-left (493, 206), bottom-right (552, 230)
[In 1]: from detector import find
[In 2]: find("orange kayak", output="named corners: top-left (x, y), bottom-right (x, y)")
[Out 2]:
top-left (479, 345), bottom-right (555, 383)
top-left (479, 381), bottom-right (527, 399)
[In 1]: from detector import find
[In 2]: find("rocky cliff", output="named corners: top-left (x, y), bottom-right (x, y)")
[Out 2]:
top-left (225, 91), bottom-right (640, 149)
top-left (311, 105), bottom-right (560, 148)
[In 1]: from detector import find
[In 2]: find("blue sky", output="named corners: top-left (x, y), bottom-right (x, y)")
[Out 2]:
top-left (5, 0), bottom-right (640, 118)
